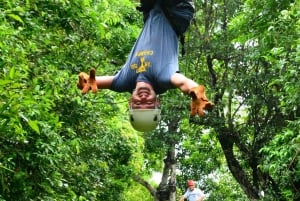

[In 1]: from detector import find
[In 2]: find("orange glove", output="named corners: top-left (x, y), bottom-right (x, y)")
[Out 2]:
top-left (77, 68), bottom-right (98, 94)
top-left (189, 85), bottom-right (214, 117)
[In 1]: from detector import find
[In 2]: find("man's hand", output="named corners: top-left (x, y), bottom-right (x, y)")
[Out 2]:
top-left (189, 85), bottom-right (214, 117)
top-left (77, 68), bottom-right (98, 94)
top-left (178, 195), bottom-right (185, 201)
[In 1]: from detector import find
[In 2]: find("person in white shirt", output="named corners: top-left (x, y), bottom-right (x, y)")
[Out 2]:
top-left (179, 180), bottom-right (205, 201)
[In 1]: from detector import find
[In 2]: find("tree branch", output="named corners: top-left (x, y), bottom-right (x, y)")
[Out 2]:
top-left (133, 175), bottom-right (157, 198)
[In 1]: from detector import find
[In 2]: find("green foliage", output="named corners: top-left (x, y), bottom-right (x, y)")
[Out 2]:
top-left (260, 122), bottom-right (300, 200)
top-left (122, 182), bottom-right (153, 201)
top-left (177, 0), bottom-right (300, 200)
top-left (230, 1), bottom-right (300, 199)
top-left (0, 0), bottom-right (143, 200)
top-left (204, 167), bottom-right (248, 201)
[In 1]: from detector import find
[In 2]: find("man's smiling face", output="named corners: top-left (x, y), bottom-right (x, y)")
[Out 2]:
top-left (129, 82), bottom-right (160, 109)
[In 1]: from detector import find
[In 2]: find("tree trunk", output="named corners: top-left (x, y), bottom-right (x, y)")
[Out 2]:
top-left (156, 143), bottom-right (177, 201)
top-left (156, 117), bottom-right (179, 201)
top-left (218, 130), bottom-right (260, 200)
top-left (135, 116), bottom-right (179, 201)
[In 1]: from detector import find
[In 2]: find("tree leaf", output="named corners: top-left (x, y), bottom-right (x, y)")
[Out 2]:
top-left (28, 120), bottom-right (40, 134)
top-left (7, 14), bottom-right (24, 24)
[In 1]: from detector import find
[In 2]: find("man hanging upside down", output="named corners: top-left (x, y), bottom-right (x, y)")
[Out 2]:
top-left (77, 0), bottom-right (214, 132)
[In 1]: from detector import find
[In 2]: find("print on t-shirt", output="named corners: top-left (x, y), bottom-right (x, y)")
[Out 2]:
top-left (131, 50), bottom-right (153, 73)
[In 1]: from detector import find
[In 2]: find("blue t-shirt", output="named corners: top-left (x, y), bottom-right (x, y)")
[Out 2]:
top-left (110, 3), bottom-right (179, 94)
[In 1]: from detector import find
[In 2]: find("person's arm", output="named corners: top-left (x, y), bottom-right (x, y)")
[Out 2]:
top-left (178, 195), bottom-right (185, 201)
top-left (170, 73), bottom-right (198, 93)
top-left (170, 72), bottom-right (214, 117)
top-left (196, 189), bottom-right (206, 201)
top-left (196, 194), bottom-right (205, 201)
top-left (95, 75), bottom-right (115, 89)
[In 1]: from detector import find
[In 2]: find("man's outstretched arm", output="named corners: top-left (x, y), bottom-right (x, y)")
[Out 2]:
top-left (170, 73), bottom-right (198, 93)
top-left (170, 72), bottom-right (214, 117)
top-left (95, 75), bottom-right (115, 89)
